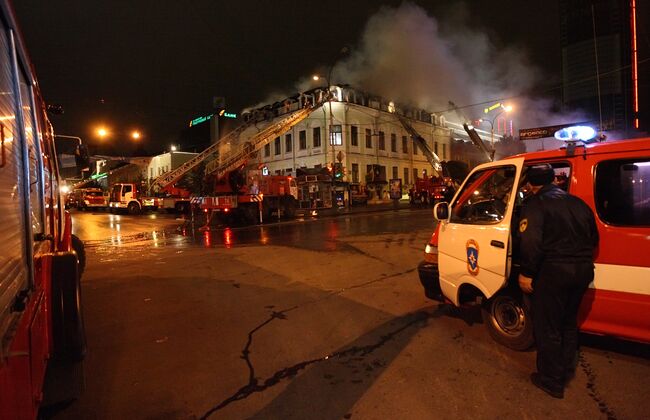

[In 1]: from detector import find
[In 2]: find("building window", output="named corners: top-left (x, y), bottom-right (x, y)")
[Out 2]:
top-left (365, 128), bottom-right (372, 148)
top-left (404, 167), bottom-right (409, 184)
top-left (367, 164), bottom-right (373, 180)
top-left (351, 126), bottom-right (358, 146)
top-left (285, 168), bottom-right (293, 175)
top-left (434, 142), bottom-right (438, 156)
top-left (285, 134), bottom-right (292, 153)
top-left (413, 168), bottom-right (418, 181)
top-left (299, 130), bottom-right (307, 150)
top-left (413, 143), bottom-right (418, 155)
top-left (378, 131), bottom-right (385, 150)
top-left (402, 136), bottom-right (408, 153)
top-left (274, 137), bottom-right (281, 155)
top-left (423, 169), bottom-right (428, 177)
top-left (313, 127), bottom-right (321, 148)
top-left (275, 169), bottom-right (282, 175)
top-left (330, 124), bottom-right (342, 146)
top-left (264, 143), bottom-right (271, 157)
top-left (352, 163), bottom-right (359, 183)
top-left (392, 166), bottom-right (398, 179)
top-left (391, 134), bottom-right (397, 152)
top-left (443, 143), bottom-right (446, 159)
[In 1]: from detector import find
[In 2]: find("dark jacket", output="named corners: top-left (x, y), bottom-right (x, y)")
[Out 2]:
top-left (518, 184), bottom-right (599, 279)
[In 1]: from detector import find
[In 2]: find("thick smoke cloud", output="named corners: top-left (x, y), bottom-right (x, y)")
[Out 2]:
top-left (254, 2), bottom-right (586, 148)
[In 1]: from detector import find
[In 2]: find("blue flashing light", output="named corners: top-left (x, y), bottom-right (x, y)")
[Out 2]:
top-left (554, 125), bottom-right (597, 142)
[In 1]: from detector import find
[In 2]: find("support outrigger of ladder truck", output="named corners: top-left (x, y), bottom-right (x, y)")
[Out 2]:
top-left (148, 94), bottom-right (327, 224)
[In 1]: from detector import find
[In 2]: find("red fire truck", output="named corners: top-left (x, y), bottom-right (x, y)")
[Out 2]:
top-left (0, 3), bottom-right (86, 418)
top-left (198, 167), bottom-right (298, 224)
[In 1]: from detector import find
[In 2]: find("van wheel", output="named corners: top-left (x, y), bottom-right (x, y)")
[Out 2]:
top-left (481, 290), bottom-right (534, 350)
top-left (127, 202), bottom-right (141, 215)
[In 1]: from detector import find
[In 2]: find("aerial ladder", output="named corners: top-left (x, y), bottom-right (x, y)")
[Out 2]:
top-left (396, 114), bottom-right (445, 177)
top-left (205, 105), bottom-right (315, 178)
top-left (149, 96), bottom-right (325, 193)
top-left (447, 100), bottom-right (494, 162)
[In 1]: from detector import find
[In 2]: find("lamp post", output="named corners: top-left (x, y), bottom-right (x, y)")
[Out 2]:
top-left (479, 104), bottom-right (512, 150)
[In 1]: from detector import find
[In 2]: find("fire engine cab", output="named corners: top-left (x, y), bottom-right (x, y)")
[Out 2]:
top-left (419, 137), bottom-right (650, 349)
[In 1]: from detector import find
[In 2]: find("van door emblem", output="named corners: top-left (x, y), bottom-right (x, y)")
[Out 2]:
top-left (466, 239), bottom-right (480, 275)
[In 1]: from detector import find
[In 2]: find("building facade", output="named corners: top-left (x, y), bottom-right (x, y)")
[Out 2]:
top-left (559, 0), bottom-right (648, 133)
top-left (226, 87), bottom-right (474, 197)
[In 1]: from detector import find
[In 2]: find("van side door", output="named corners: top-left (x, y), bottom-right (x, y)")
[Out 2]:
top-left (437, 158), bottom-right (524, 304)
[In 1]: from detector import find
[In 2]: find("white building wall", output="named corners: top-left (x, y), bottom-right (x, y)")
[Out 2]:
top-left (146, 151), bottom-right (197, 181)
top-left (235, 101), bottom-right (452, 190)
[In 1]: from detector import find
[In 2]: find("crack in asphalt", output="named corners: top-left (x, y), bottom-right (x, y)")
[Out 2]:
top-left (579, 352), bottom-right (618, 419)
top-left (200, 310), bottom-right (431, 419)
top-left (200, 267), bottom-right (418, 419)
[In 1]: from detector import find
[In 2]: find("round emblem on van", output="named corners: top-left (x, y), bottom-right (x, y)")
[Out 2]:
top-left (519, 218), bottom-right (528, 233)
top-left (466, 239), bottom-right (480, 276)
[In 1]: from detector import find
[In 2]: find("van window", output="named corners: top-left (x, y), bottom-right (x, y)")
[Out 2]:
top-left (515, 162), bottom-right (572, 206)
top-left (451, 165), bottom-right (516, 224)
top-left (595, 158), bottom-right (650, 226)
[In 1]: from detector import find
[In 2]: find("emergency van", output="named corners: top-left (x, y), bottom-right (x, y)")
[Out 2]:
top-left (418, 137), bottom-right (650, 350)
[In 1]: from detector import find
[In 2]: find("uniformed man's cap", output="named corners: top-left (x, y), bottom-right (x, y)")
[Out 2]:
top-left (526, 164), bottom-right (555, 186)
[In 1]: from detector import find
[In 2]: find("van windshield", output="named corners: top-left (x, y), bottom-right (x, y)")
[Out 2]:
top-left (451, 165), bottom-right (516, 224)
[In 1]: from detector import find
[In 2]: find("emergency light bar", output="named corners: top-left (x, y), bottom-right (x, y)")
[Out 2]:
top-left (554, 125), bottom-right (596, 142)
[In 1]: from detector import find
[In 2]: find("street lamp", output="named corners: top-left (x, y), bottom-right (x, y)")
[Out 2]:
top-left (479, 104), bottom-right (513, 150)
top-left (131, 130), bottom-right (141, 140)
top-left (96, 127), bottom-right (109, 140)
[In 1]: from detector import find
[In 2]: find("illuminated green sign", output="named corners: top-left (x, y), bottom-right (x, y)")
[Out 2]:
top-left (218, 109), bottom-right (237, 119)
top-left (91, 172), bottom-right (107, 180)
top-left (189, 114), bottom-right (214, 127)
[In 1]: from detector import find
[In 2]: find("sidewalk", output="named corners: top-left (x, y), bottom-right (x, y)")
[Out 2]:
top-left (295, 199), bottom-right (418, 218)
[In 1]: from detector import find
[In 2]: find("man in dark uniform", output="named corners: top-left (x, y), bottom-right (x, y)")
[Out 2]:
top-left (517, 164), bottom-right (599, 399)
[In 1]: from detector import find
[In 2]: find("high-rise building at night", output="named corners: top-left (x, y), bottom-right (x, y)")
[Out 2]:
top-left (559, 0), bottom-right (648, 134)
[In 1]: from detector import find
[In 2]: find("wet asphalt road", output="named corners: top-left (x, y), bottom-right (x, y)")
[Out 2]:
top-left (54, 208), bottom-right (649, 419)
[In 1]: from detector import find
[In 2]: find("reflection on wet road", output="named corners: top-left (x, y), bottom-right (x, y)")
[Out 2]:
top-left (72, 208), bottom-right (436, 253)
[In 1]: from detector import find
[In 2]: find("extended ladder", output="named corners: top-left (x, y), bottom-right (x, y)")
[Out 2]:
top-left (396, 114), bottom-right (444, 177)
top-left (148, 119), bottom-right (256, 192)
top-left (206, 106), bottom-right (315, 179)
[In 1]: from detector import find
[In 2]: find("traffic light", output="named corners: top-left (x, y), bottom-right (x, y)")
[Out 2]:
top-left (333, 162), bottom-right (344, 180)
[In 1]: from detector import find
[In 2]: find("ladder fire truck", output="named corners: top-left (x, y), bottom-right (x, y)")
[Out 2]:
top-left (0, 3), bottom-right (87, 417)
top-left (397, 114), bottom-right (494, 205)
top-left (144, 95), bottom-right (326, 224)
top-left (396, 115), bottom-right (456, 205)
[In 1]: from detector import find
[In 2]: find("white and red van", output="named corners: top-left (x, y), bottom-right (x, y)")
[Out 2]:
top-left (419, 138), bottom-right (650, 349)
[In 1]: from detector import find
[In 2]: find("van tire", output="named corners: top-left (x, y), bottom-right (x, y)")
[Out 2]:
top-left (481, 290), bottom-right (534, 350)
top-left (127, 202), bottom-right (141, 215)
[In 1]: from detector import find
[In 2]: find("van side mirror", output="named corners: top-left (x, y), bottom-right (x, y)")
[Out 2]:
top-left (434, 202), bottom-right (449, 221)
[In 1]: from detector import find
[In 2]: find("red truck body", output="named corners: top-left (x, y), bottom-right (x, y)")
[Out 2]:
top-left (0, 3), bottom-right (86, 417)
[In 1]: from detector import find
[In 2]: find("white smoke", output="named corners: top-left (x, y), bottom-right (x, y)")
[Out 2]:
top-left (252, 1), bottom-right (588, 148)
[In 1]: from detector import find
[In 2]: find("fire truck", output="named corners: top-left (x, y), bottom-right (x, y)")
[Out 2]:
top-left (144, 92), bottom-right (326, 225)
top-left (200, 166), bottom-right (298, 224)
top-left (0, 3), bottom-right (87, 417)
top-left (108, 182), bottom-right (191, 214)
top-left (419, 135), bottom-right (650, 349)
top-left (396, 115), bottom-right (469, 205)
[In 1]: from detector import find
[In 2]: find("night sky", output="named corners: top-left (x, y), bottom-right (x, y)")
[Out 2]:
top-left (14, 1), bottom-right (562, 155)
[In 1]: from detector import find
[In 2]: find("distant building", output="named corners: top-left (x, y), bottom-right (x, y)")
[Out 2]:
top-left (559, 0), bottom-right (648, 133)
top-left (146, 151), bottom-right (197, 182)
